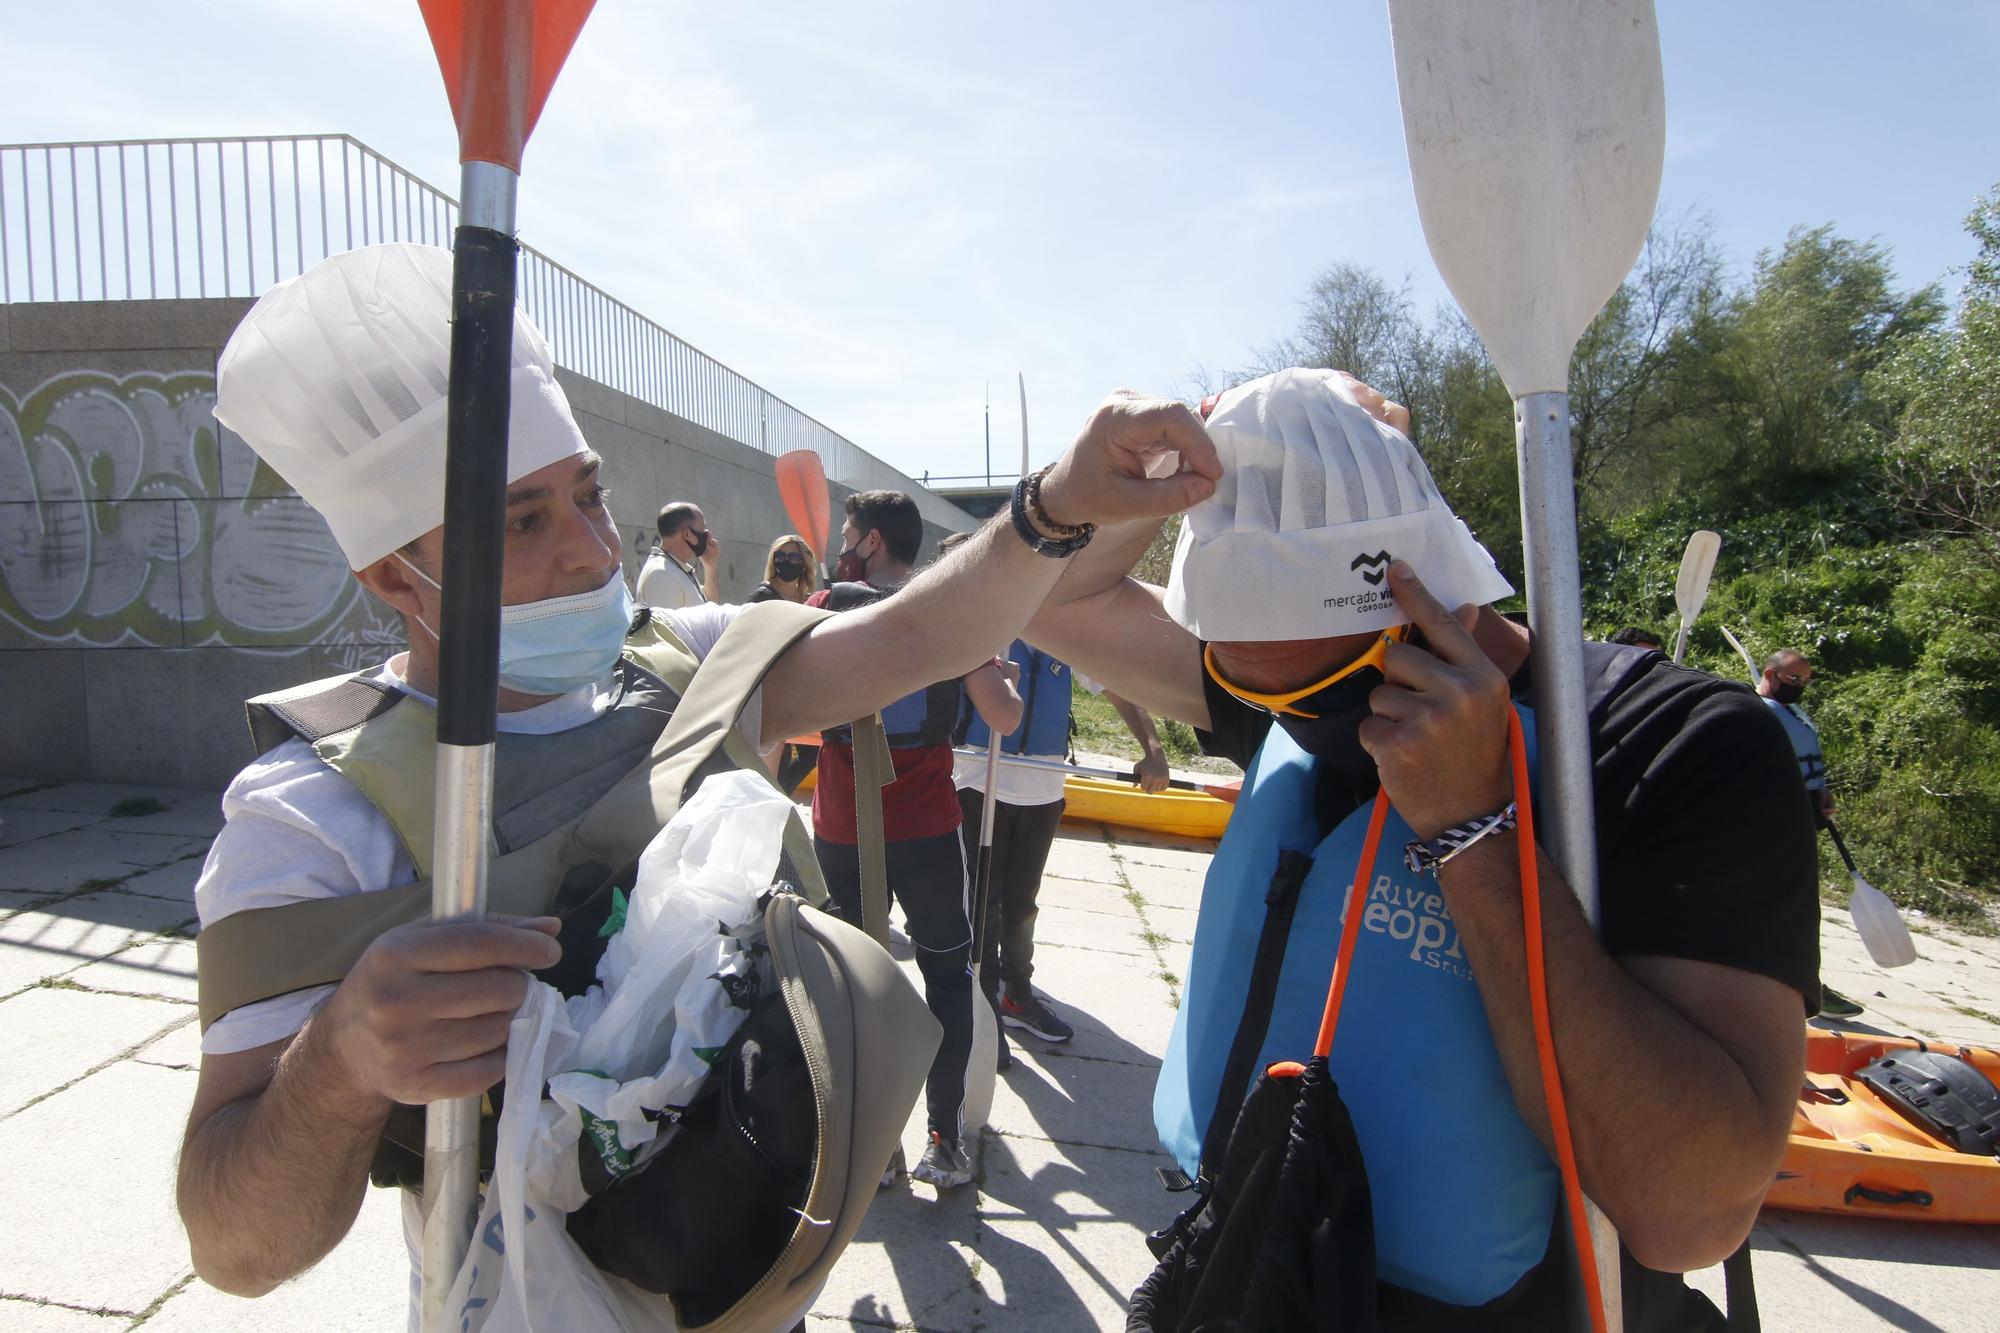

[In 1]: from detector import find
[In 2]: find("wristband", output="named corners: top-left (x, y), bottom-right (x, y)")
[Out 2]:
top-left (1010, 472), bottom-right (1095, 557)
top-left (1403, 803), bottom-right (1518, 878)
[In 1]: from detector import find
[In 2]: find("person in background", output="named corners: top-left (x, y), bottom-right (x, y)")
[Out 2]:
top-left (1610, 626), bottom-right (1663, 651)
top-left (748, 533), bottom-right (819, 604)
top-left (809, 493), bottom-right (1023, 1189)
top-left (636, 501), bottom-right (720, 608)
top-left (939, 531), bottom-right (1173, 1067)
top-left (1757, 647), bottom-right (1861, 1019)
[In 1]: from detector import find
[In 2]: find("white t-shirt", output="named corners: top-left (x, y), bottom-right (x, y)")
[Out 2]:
top-left (635, 547), bottom-right (705, 610)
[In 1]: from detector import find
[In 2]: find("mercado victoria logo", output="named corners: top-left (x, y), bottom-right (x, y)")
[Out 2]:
top-left (1322, 550), bottom-right (1397, 611)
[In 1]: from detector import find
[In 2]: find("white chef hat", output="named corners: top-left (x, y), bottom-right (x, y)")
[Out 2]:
top-left (213, 242), bottom-right (589, 570)
top-left (1163, 367), bottom-right (1513, 642)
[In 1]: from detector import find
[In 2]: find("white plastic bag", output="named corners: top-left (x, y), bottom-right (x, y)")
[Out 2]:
top-left (443, 770), bottom-right (800, 1332)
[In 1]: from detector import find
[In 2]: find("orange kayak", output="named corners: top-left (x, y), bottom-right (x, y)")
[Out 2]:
top-left (1765, 1028), bottom-right (2000, 1224)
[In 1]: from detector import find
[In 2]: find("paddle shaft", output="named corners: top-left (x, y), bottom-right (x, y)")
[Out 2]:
top-left (973, 733), bottom-right (1001, 961)
top-left (949, 746), bottom-right (1209, 793)
top-left (1824, 820), bottom-right (1860, 876)
top-left (420, 161), bottom-right (519, 1333)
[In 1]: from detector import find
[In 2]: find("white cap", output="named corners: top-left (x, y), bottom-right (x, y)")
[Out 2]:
top-left (1164, 367), bottom-right (1513, 642)
top-left (213, 242), bottom-right (589, 570)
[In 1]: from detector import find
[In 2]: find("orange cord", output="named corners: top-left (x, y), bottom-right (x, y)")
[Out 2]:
top-left (1308, 713), bottom-right (1608, 1333)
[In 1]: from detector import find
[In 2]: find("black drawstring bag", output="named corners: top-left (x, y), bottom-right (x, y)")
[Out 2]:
top-left (1128, 1056), bottom-right (1378, 1333)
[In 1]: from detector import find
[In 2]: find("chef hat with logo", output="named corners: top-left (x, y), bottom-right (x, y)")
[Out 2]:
top-left (214, 242), bottom-right (589, 570)
top-left (1163, 367), bottom-right (1513, 642)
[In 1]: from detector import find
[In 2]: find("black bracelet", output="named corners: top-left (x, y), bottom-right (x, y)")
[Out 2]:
top-left (1010, 474), bottom-right (1095, 557)
top-left (1025, 464), bottom-right (1088, 536)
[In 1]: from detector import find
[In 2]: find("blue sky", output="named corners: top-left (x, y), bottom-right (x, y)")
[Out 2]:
top-left (4, 1), bottom-right (1995, 483)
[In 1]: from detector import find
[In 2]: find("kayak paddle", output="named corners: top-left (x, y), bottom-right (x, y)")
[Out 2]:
top-left (1719, 624), bottom-right (1762, 687)
top-left (775, 448), bottom-right (832, 572)
top-left (1672, 530), bottom-right (1722, 665)
top-left (961, 731), bottom-right (1003, 1134)
top-left (1826, 821), bottom-right (1917, 969)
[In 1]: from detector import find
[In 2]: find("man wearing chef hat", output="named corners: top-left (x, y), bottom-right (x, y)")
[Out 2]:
top-left (1025, 367), bottom-right (1821, 1328)
top-left (175, 242), bottom-right (1220, 1306)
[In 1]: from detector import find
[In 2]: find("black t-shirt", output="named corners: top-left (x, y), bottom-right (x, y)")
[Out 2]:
top-left (1199, 642), bottom-right (1819, 1329)
top-left (746, 582), bottom-right (783, 604)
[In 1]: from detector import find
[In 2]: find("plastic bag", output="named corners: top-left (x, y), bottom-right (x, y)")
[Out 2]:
top-left (443, 771), bottom-right (798, 1332)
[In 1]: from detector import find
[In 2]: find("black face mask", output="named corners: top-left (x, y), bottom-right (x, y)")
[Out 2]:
top-left (687, 530), bottom-right (711, 559)
top-left (1771, 681), bottom-right (1806, 706)
top-left (772, 556), bottom-right (807, 583)
top-left (1270, 667), bottom-right (1385, 758)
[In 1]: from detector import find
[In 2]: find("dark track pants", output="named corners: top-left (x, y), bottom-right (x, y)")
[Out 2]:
top-left (957, 789), bottom-right (1065, 1008)
top-left (814, 829), bottom-right (972, 1139)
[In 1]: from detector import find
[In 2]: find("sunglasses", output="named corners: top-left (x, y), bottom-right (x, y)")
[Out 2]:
top-left (1205, 624), bottom-right (1413, 718)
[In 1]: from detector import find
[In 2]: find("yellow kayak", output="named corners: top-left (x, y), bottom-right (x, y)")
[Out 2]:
top-left (1061, 775), bottom-right (1235, 840)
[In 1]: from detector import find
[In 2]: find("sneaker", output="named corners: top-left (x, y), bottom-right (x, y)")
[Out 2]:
top-left (1819, 986), bottom-right (1865, 1020)
top-left (880, 1145), bottom-right (906, 1189)
top-left (910, 1130), bottom-right (973, 1189)
top-left (1000, 989), bottom-right (1074, 1043)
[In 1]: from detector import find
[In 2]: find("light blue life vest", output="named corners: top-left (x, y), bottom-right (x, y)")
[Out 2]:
top-left (961, 640), bottom-right (1071, 757)
top-left (1154, 715), bottom-right (1559, 1307)
top-left (1763, 697), bottom-right (1827, 792)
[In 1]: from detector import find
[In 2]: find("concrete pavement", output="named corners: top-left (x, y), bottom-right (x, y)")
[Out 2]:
top-left (0, 774), bottom-right (1995, 1331)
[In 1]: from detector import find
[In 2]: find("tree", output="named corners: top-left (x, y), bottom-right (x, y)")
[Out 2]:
top-left (1876, 186), bottom-right (2000, 568)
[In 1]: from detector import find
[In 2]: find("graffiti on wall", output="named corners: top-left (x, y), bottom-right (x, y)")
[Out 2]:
top-left (0, 369), bottom-right (401, 649)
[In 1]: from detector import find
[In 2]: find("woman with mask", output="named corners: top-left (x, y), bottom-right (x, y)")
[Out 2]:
top-left (748, 534), bottom-right (819, 604)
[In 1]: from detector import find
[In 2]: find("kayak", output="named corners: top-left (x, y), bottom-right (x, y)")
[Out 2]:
top-left (1060, 776), bottom-right (1235, 841)
top-left (1765, 1027), bottom-right (2000, 1224)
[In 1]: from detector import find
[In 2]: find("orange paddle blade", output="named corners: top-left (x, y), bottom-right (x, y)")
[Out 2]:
top-left (775, 450), bottom-right (832, 560)
top-left (418, 0), bottom-right (597, 170)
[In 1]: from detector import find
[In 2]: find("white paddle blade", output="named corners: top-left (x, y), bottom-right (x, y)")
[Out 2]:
top-left (964, 991), bottom-right (999, 1131)
top-left (1849, 873), bottom-right (1917, 969)
top-left (1672, 530), bottom-right (1721, 663)
top-left (1388, 0), bottom-right (1666, 395)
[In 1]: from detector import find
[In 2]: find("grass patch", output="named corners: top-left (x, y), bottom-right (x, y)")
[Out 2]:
top-left (1953, 1004), bottom-right (2000, 1026)
top-left (1071, 684), bottom-right (1238, 775)
top-left (77, 876), bottom-right (126, 891)
top-left (109, 797), bottom-right (168, 818)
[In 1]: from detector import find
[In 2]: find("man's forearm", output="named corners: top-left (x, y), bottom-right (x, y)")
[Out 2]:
top-left (179, 1017), bottom-right (391, 1296)
top-left (1107, 691), bottom-right (1166, 760)
top-left (1438, 836), bottom-right (1790, 1269)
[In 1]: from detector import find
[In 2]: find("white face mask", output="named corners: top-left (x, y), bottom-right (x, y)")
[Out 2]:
top-left (394, 554), bottom-right (634, 695)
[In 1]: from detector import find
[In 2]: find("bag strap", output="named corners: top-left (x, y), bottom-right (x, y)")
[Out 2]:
top-left (851, 712), bottom-right (894, 946)
top-left (195, 601), bottom-right (831, 1032)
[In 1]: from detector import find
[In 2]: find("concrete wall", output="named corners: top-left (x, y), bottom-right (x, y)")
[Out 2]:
top-left (0, 298), bottom-right (968, 791)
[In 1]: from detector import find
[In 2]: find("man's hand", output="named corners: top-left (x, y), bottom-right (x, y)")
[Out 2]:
top-left (318, 915), bottom-right (561, 1106)
top-left (1359, 562), bottom-right (1513, 839)
top-left (1333, 371), bottom-right (1412, 435)
top-left (1133, 749), bottom-right (1171, 794)
top-left (1035, 392), bottom-right (1221, 530)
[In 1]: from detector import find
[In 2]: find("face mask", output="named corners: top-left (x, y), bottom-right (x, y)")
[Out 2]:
top-left (1205, 626), bottom-right (1413, 757)
top-left (1771, 681), bottom-right (1806, 706)
top-left (396, 555), bottom-right (633, 695)
top-left (772, 555), bottom-right (807, 583)
top-left (833, 542), bottom-right (869, 584)
top-left (686, 529), bottom-right (711, 559)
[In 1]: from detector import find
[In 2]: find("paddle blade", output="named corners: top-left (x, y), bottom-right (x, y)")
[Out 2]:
top-left (418, 0), bottom-right (597, 169)
top-left (775, 449), bottom-right (832, 560)
top-left (964, 992), bottom-right (999, 1132)
top-left (1671, 529), bottom-right (1721, 663)
top-left (1718, 624), bottom-right (1761, 686)
top-left (1018, 372), bottom-right (1031, 477)
top-left (1388, 0), bottom-right (1666, 394)
top-left (1849, 873), bottom-right (1917, 969)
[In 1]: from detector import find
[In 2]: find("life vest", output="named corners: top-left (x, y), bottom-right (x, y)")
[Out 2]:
top-left (960, 640), bottom-right (1072, 757)
top-left (1764, 698), bottom-right (1827, 791)
top-left (194, 602), bottom-right (832, 1188)
top-left (1155, 710), bottom-right (1557, 1308)
top-left (816, 581), bottom-right (960, 747)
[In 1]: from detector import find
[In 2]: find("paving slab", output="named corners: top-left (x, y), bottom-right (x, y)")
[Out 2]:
top-left (141, 1184), bottom-right (410, 1333)
top-left (0, 1061), bottom-right (197, 1312)
top-left (0, 827), bottom-right (211, 897)
top-left (988, 1044), bottom-right (1162, 1155)
top-left (1037, 872), bottom-right (1143, 919)
top-left (1012, 946), bottom-right (1178, 1059)
top-left (65, 935), bottom-right (200, 1004)
top-left (1031, 902), bottom-right (1151, 959)
top-left (0, 984), bottom-right (190, 1115)
top-left (0, 781), bottom-right (218, 818)
top-left (109, 859), bottom-right (202, 905)
top-left (0, 807), bottom-right (108, 849)
top-left (133, 1016), bottom-right (204, 1071)
top-left (0, 1301), bottom-right (133, 1331)
top-left (0, 895), bottom-right (201, 997)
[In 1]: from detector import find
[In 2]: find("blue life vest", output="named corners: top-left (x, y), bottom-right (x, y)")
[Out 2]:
top-left (1763, 698), bottom-right (1827, 792)
top-left (817, 582), bottom-right (960, 747)
top-left (1154, 716), bottom-right (1558, 1308)
top-left (961, 640), bottom-right (1072, 757)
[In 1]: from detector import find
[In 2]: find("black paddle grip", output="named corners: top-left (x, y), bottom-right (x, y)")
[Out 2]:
top-left (436, 225), bottom-right (520, 747)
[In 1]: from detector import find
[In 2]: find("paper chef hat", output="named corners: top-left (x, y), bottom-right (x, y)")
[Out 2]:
top-left (213, 242), bottom-right (589, 570)
top-left (1163, 368), bottom-right (1513, 642)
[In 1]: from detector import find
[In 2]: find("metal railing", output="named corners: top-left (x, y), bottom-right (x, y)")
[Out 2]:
top-left (0, 135), bottom-right (967, 530)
